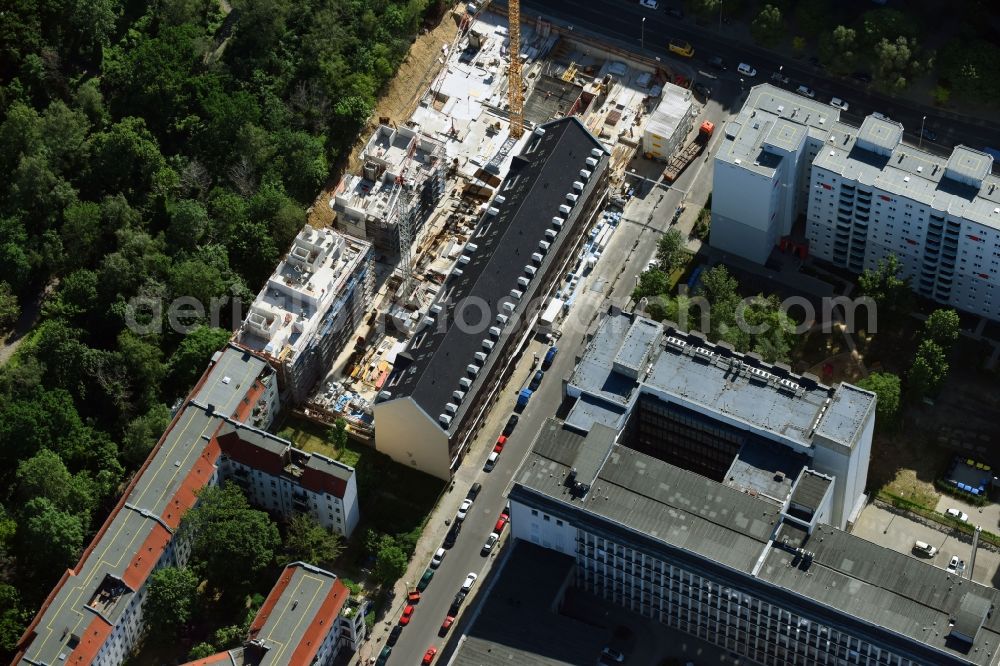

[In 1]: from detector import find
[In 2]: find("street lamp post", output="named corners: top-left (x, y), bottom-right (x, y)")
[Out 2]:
top-left (641, 17), bottom-right (646, 51)
top-left (719, 0), bottom-right (724, 31)
top-left (918, 115), bottom-right (927, 149)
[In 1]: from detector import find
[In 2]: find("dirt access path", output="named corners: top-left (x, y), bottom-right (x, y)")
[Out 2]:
top-left (307, 4), bottom-right (463, 227)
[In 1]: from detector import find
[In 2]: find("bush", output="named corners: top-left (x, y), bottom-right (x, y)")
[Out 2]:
top-left (934, 479), bottom-right (990, 507)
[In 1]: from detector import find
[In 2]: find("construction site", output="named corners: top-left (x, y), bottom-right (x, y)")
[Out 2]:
top-left (297, 2), bottom-right (711, 442)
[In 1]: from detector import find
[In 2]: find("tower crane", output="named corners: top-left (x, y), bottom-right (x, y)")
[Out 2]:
top-left (508, 0), bottom-right (524, 138)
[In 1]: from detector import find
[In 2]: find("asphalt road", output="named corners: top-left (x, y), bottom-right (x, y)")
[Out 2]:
top-left (519, 0), bottom-right (1000, 156)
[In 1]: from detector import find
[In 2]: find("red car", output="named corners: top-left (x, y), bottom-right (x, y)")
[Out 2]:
top-left (494, 515), bottom-right (508, 534)
top-left (407, 590), bottom-right (421, 603)
top-left (422, 646), bottom-right (438, 664)
top-left (494, 435), bottom-right (506, 453)
top-left (399, 605), bottom-right (415, 625)
top-left (439, 615), bottom-right (455, 636)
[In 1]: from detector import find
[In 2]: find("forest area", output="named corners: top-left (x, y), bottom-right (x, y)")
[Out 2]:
top-left (0, 0), bottom-right (443, 655)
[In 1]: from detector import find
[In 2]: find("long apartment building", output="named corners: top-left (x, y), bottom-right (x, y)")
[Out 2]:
top-left (234, 225), bottom-right (374, 404)
top-left (330, 123), bottom-right (446, 252)
top-left (14, 345), bottom-right (361, 666)
top-left (712, 84), bottom-right (1000, 320)
top-left (508, 313), bottom-right (1000, 666)
top-left (564, 309), bottom-right (875, 529)
top-left (373, 116), bottom-right (610, 479)
top-left (180, 562), bottom-right (365, 666)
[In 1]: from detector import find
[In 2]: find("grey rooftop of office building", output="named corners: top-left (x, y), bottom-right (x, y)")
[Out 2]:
top-left (451, 541), bottom-right (607, 666)
top-left (567, 310), bottom-right (876, 450)
top-left (513, 419), bottom-right (1000, 664)
top-left (383, 116), bottom-right (607, 432)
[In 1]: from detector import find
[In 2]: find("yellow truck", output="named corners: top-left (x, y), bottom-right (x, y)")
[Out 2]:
top-left (668, 39), bottom-right (694, 58)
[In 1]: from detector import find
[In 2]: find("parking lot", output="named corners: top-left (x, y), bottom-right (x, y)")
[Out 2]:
top-left (852, 503), bottom-right (1000, 588)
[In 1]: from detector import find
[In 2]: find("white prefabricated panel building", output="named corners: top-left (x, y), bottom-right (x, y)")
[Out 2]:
top-left (642, 83), bottom-right (695, 161)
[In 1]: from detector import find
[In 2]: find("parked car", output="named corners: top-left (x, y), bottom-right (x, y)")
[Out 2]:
top-left (387, 625), bottom-right (403, 646)
top-left (602, 646), bottom-right (626, 663)
top-left (375, 645), bottom-right (392, 666)
top-left (418, 567), bottom-right (435, 590)
top-left (457, 499), bottom-right (473, 522)
top-left (947, 555), bottom-right (967, 574)
top-left (467, 482), bottom-right (482, 501)
top-left (399, 605), bottom-right (415, 626)
top-left (709, 56), bottom-right (727, 71)
top-left (770, 71), bottom-right (790, 85)
top-left (484, 451), bottom-right (499, 472)
top-left (542, 346), bottom-right (558, 369)
top-left (431, 547), bottom-right (446, 569)
top-left (443, 523), bottom-right (461, 549)
top-left (795, 85), bottom-right (815, 98)
top-left (639, 0), bottom-right (658, 8)
top-left (494, 436), bottom-right (507, 453)
top-left (920, 127), bottom-right (939, 142)
top-left (461, 572), bottom-right (478, 591)
top-left (407, 590), bottom-right (422, 603)
top-left (502, 413), bottom-right (519, 436)
top-left (422, 646), bottom-right (438, 665)
top-left (692, 82), bottom-right (712, 98)
top-left (439, 615), bottom-right (455, 637)
top-left (501, 503), bottom-right (510, 519)
top-left (829, 97), bottom-right (849, 111)
top-left (450, 591), bottom-right (467, 615)
top-left (482, 533), bottom-right (499, 555)
top-left (494, 515), bottom-right (509, 534)
top-left (666, 7), bottom-right (684, 18)
top-left (852, 71), bottom-right (872, 84)
top-left (529, 370), bottom-right (544, 391)
top-left (945, 508), bottom-right (969, 522)
top-left (913, 540), bottom-right (938, 557)
top-left (737, 62), bottom-right (757, 77)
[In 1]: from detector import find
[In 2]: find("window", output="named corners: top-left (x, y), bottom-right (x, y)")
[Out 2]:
top-left (543, 514), bottom-right (551, 522)
top-left (531, 509), bottom-right (538, 516)
top-left (556, 519), bottom-right (564, 526)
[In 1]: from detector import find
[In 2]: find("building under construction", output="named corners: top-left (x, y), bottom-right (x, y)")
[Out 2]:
top-left (330, 124), bottom-right (447, 254)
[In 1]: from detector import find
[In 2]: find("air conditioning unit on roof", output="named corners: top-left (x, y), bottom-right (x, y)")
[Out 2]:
top-left (439, 414), bottom-right (452, 426)
top-left (579, 169), bottom-right (592, 179)
top-left (586, 156), bottom-right (599, 167)
top-left (590, 148), bottom-right (602, 158)
top-left (558, 204), bottom-right (572, 215)
top-left (572, 181), bottom-right (584, 192)
top-left (474, 351), bottom-right (487, 362)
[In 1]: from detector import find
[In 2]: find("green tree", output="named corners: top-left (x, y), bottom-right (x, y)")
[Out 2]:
top-left (0, 583), bottom-right (30, 652)
top-left (284, 513), bottom-right (344, 566)
top-left (168, 325), bottom-right (232, 393)
top-left (923, 308), bottom-right (960, 350)
top-left (699, 265), bottom-right (740, 308)
top-left (857, 372), bottom-right (901, 428)
top-left (39, 100), bottom-right (91, 175)
top-left (793, 0), bottom-right (831, 39)
top-left (18, 497), bottom-right (85, 575)
top-left (908, 340), bottom-right (949, 400)
top-left (179, 483), bottom-right (280, 591)
top-left (751, 5), bottom-right (784, 48)
top-left (937, 38), bottom-right (1000, 102)
top-left (656, 229), bottom-right (687, 273)
top-left (633, 268), bottom-right (670, 301)
top-left (374, 543), bottom-right (407, 586)
top-left (15, 448), bottom-right (97, 520)
top-left (857, 254), bottom-right (912, 327)
top-left (145, 566), bottom-right (200, 633)
top-left (0, 282), bottom-right (19, 331)
top-left (188, 643), bottom-right (219, 660)
top-left (167, 199), bottom-right (210, 250)
top-left (819, 26), bottom-right (860, 75)
top-left (122, 404), bottom-right (172, 469)
top-left (328, 418), bottom-right (349, 450)
top-left (89, 117), bottom-right (168, 203)
top-left (739, 295), bottom-right (796, 363)
top-left (874, 36), bottom-right (918, 92)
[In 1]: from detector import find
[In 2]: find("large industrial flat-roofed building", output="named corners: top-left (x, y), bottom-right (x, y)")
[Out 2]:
top-left (373, 116), bottom-right (610, 479)
top-left (711, 83), bottom-right (1000, 320)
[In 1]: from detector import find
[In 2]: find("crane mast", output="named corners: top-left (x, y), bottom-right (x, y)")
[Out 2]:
top-left (508, 0), bottom-right (523, 138)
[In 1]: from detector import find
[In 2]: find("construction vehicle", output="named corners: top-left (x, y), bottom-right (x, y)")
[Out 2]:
top-left (662, 121), bottom-right (714, 183)
top-left (668, 39), bottom-right (694, 58)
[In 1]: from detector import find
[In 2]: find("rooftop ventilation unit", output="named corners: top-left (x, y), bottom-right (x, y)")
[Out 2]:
top-left (458, 255), bottom-right (470, 265)
top-left (524, 265), bottom-right (537, 276)
top-left (502, 301), bottom-right (516, 313)
top-left (665, 336), bottom-right (687, 350)
top-left (453, 390), bottom-right (465, 402)
top-left (747, 366), bottom-right (772, 383)
top-left (474, 351), bottom-right (487, 363)
top-left (510, 289), bottom-right (523, 300)
top-left (439, 414), bottom-right (453, 426)
top-left (486, 206), bottom-right (499, 216)
top-left (572, 181), bottom-right (585, 192)
top-left (590, 148), bottom-right (603, 158)
top-left (482, 339), bottom-right (495, 351)
top-left (586, 156), bottom-right (599, 167)
top-left (489, 325), bottom-right (501, 337)
top-left (779, 378), bottom-right (800, 393)
top-left (558, 204), bottom-right (572, 215)
top-left (531, 252), bottom-right (544, 263)
top-left (467, 364), bottom-right (480, 376)
top-left (378, 390), bottom-right (392, 402)
top-left (494, 195), bottom-right (506, 204)
top-left (422, 316), bottom-right (434, 328)
top-left (459, 377), bottom-right (473, 389)
top-left (565, 193), bottom-right (579, 204)
top-left (465, 242), bottom-right (479, 253)
top-left (545, 228), bottom-right (558, 239)
top-left (445, 402), bottom-right (458, 415)
top-left (693, 347), bottom-right (716, 361)
top-left (496, 313), bottom-right (509, 325)
top-left (431, 304), bottom-right (443, 315)
top-left (517, 276), bottom-right (530, 287)
top-left (538, 240), bottom-right (551, 252)
top-left (579, 169), bottom-right (592, 180)
top-left (552, 216), bottom-right (565, 227)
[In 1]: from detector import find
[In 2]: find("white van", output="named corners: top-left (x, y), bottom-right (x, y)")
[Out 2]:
top-left (913, 540), bottom-right (938, 557)
top-left (484, 452), bottom-right (499, 472)
top-left (737, 63), bottom-right (757, 77)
